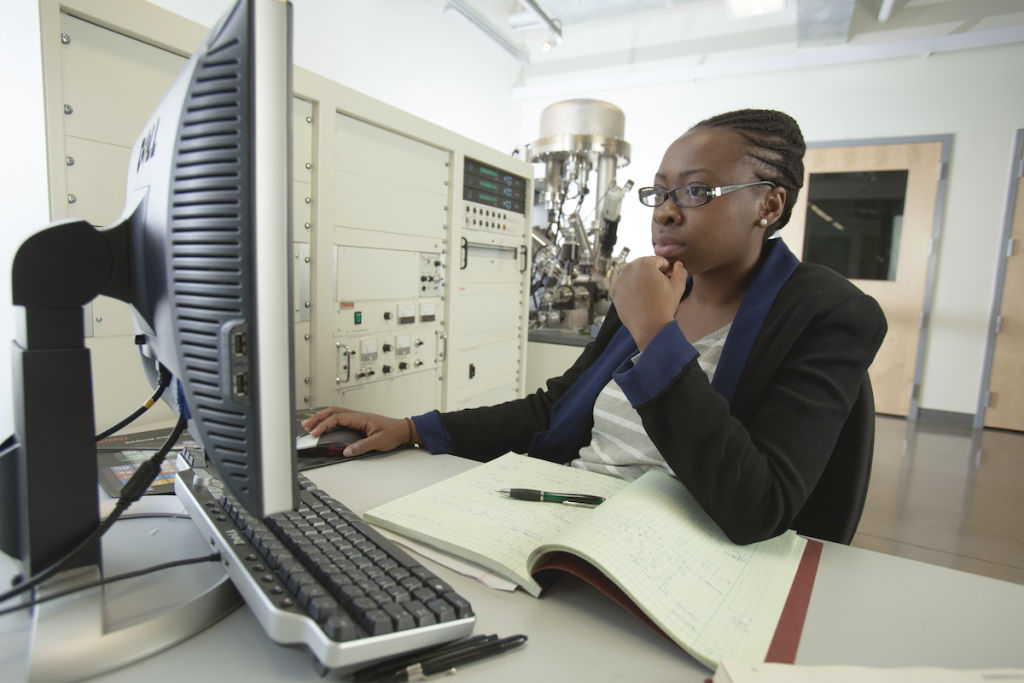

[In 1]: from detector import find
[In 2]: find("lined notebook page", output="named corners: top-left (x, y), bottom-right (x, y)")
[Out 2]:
top-left (534, 469), bottom-right (807, 670)
top-left (364, 453), bottom-right (628, 595)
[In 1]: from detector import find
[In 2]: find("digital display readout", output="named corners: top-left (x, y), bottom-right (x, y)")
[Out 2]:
top-left (464, 157), bottom-right (527, 214)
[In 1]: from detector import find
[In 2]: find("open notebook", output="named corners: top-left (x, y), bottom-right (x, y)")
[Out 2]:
top-left (365, 453), bottom-right (812, 670)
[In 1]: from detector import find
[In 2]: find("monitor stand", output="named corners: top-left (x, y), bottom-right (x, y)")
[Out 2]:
top-left (4, 492), bottom-right (241, 683)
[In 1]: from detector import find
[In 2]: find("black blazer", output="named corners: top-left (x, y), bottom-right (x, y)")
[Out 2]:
top-left (437, 250), bottom-right (887, 544)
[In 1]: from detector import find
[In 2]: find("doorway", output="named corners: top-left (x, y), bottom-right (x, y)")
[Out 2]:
top-left (977, 131), bottom-right (1024, 432)
top-left (782, 139), bottom-right (949, 417)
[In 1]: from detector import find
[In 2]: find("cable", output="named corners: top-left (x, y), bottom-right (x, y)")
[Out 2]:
top-left (95, 365), bottom-right (173, 442)
top-left (0, 413), bottom-right (187, 606)
top-left (0, 552), bottom-right (221, 618)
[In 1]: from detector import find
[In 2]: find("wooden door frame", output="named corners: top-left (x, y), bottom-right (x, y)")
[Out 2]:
top-left (804, 135), bottom-right (953, 420)
top-left (974, 129), bottom-right (1024, 429)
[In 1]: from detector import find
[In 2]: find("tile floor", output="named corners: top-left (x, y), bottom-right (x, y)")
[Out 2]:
top-left (852, 416), bottom-right (1024, 586)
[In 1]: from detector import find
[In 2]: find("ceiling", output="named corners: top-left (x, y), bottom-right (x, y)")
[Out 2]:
top-left (456, 0), bottom-right (1024, 97)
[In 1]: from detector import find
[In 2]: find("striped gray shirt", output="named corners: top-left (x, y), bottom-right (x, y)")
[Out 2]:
top-left (569, 323), bottom-right (732, 481)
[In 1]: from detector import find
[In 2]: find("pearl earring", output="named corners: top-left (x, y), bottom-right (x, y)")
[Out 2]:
top-left (759, 218), bottom-right (768, 227)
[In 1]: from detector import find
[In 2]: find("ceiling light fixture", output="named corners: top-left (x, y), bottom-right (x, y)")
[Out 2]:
top-left (445, 0), bottom-right (530, 62)
top-left (541, 23), bottom-right (563, 53)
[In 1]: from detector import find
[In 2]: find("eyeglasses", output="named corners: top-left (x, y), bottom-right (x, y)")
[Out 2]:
top-left (637, 181), bottom-right (776, 208)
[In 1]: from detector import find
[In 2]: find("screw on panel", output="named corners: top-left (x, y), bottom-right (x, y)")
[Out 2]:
top-left (304, 396), bottom-right (310, 403)
top-left (305, 223), bottom-right (311, 229)
top-left (306, 163), bottom-right (312, 169)
top-left (61, 33), bottom-right (70, 44)
top-left (305, 197), bottom-right (311, 204)
top-left (64, 104), bottom-right (73, 114)
top-left (66, 156), bottom-right (74, 166)
top-left (304, 377), bottom-right (310, 384)
top-left (304, 334), bottom-right (310, 340)
top-left (304, 257), bottom-right (310, 263)
top-left (67, 194), bottom-right (76, 203)
top-left (95, 317), bottom-right (102, 323)
top-left (306, 116), bottom-right (312, 123)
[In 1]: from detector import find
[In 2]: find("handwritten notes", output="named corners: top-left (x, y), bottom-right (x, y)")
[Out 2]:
top-left (365, 453), bottom-right (806, 670)
top-left (534, 469), bottom-right (806, 669)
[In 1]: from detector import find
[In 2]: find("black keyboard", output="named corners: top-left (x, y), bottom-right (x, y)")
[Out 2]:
top-left (175, 467), bottom-right (476, 672)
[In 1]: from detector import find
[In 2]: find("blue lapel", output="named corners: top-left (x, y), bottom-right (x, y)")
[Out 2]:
top-left (710, 238), bottom-right (800, 405)
top-left (528, 239), bottom-right (800, 463)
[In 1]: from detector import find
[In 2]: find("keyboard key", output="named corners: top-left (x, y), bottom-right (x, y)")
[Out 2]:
top-left (402, 600), bottom-right (437, 627)
top-left (349, 596), bottom-right (377, 620)
top-left (288, 572), bottom-right (317, 596)
top-left (443, 594), bottom-right (473, 619)
top-left (297, 583), bottom-right (327, 608)
top-left (368, 590), bottom-right (392, 605)
top-left (385, 586), bottom-right (410, 603)
top-left (337, 584), bottom-right (365, 606)
top-left (400, 577), bottom-right (422, 592)
top-left (422, 576), bottom-right (452, 594)
top-left (426, 599), bottom-right (455, 623)
top-left (323, 614), bottom-right (358, 642)
top-left (360, 609), bottom-right (394, 636)
top-left (412, 587), bottom-right (436, 603)
top-left (382, 602), bottom-right (415, 631)
top-left (307, 595), bottom-right (340, 622)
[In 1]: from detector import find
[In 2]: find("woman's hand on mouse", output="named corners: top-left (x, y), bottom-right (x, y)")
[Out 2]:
top-left (611, 256), bottom-right (688, 351)
top-left (301, 407), bottom-right (421, 457)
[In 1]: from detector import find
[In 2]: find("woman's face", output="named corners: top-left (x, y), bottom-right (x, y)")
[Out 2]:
top-left (650, 126), bottom-right (774, 278)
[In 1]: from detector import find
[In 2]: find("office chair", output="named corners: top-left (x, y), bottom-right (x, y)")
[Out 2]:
top-left (790, 374), bottom-right (875, 545)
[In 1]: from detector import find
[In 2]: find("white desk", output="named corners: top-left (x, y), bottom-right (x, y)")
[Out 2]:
top-left (3, 448), bottom-right (1023, 682)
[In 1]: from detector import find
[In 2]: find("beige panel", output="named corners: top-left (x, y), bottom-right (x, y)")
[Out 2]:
top-left (448, 292), bottom-right (521, 335)
top-left (295, 322), bottom-right (310, 409)
top-left (59, 13), bottom-right (185, 147)
top-left (787, 142), bottom-right (942, 416)
top-left (448, 337), bottom-right (521, 398)
top-left (86, 335), bottom-right (175, 432)
top-left (64, 136), bottom-right (131, 226)
top-left (526, 341), bottom-right (585, 394)
top-left (294, 242), bottom-right (310, 323)
top-left (335, 113), bottom-right (449, 194)
top-left (294, 179), bottom-right (311, 243)
top-left (332, 370), bottom-right (440, 418)
top-left (985, 160), bottom-right (1024, 431)
top-left (333, 170), bottom-right (447, 238)
top-left (293, 97), bottom-right (313, 184)
top-left (452, 380), bottom-right (520, 412)
top-left (335, 246), bottom-right (421, 301)
top-left (89, 296), bottom-right (135, 338)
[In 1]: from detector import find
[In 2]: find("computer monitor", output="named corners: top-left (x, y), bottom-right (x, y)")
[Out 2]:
top-left (4, 0), bottom-right (298, 577)
top-left (124, 0), bottom-right (299, 520)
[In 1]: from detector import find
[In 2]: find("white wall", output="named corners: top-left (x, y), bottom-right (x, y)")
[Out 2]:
top-left (148, 0), bottom-right (524, 155)
top-left (516, 43), bottom-right (1024, 415)
top-left (0, 1), bottom-right (50, 440)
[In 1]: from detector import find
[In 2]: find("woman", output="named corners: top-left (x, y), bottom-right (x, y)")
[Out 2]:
top-left (303, 109), bottom-right (887, 545)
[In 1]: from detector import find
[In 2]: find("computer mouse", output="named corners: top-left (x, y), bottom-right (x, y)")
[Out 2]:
top-left (296, 425), bottom-right (366, 452)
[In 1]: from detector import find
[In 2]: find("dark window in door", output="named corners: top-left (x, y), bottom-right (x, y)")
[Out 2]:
top-left (802, 170), bottom-right (909, 280)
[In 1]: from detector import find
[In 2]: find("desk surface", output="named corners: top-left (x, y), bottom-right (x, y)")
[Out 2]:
top-left (3, 448), bottom-right (1024, 682)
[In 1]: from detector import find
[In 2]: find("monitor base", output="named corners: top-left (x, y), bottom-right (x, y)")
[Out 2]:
top-left (10, 499), bottom-right (241, 683)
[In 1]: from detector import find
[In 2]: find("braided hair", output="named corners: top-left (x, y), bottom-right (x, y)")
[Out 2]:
top-left (690, 109), bottom-right (806, 235)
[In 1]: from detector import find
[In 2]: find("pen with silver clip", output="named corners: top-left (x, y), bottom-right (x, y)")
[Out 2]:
top-left (496, 488), bottom-right (605, 508)
top-left (373, 634), bottom-right (528, 682)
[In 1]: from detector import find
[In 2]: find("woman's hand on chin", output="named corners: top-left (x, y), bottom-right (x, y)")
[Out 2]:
top-left (611, 256), bottom-right (688, 351)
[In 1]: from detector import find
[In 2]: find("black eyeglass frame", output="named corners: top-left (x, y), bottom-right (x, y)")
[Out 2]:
top-left (637, 181), bottom-right (777, 208)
